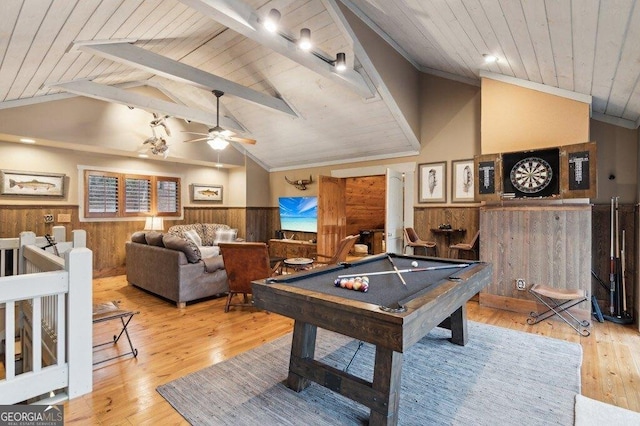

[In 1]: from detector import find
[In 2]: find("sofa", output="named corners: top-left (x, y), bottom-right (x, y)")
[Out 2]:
top-left (125, 223), bottom-right (238, 307)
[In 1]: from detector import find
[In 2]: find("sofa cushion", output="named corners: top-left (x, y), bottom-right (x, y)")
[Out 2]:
top-left (213, 228), bottom-right (237, 245)
top-left (145, 231), bottom-right (165, 247)
top-left (168, 223), bottom-right (205, 242)
top-left (183, 229), bottom-right (202, 247)
top-left (131, 231), bottom-right (147, 244)
top-left (163, 234), bottom-right (201, 263)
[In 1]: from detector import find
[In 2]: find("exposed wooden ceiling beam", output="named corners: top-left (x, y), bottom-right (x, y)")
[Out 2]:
top-left (177, 0), bottom-right (376, 99)
top-left (73, 41), bottom-right (298, 118)
top-left (49, 79), bottom-right (245, 132)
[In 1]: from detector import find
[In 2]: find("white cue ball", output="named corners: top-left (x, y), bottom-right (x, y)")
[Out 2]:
top-left (411, 261), bottom-right (418, 267)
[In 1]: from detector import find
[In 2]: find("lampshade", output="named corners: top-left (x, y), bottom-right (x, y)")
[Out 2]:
top-left (144, 216), bottom-right (164, 231)
top-left (207, 136), bottom-right (229, 150)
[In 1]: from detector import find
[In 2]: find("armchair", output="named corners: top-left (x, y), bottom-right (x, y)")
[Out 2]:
top-left (218, 242), bottom-right (281, 312)
top-left (313, 234), bottom-right (359, 266)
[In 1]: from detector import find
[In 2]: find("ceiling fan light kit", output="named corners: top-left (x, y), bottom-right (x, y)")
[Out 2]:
top-left (182, 90), bottom-right (256, 150)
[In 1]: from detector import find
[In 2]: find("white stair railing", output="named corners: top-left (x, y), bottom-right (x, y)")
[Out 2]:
top-left (0, 228), bottom-right (92, 404)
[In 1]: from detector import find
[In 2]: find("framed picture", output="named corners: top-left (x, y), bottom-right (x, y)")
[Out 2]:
top-left (0, 170), bottom-right (65, 197)
top-left (418, 162), bottom-right (446, 203)
top-left (191, 183), bottom-right (223, 202)
top-left (452, 159), bottom-right (475, 202)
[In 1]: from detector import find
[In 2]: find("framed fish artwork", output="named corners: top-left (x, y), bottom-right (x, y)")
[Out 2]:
top-left (1, 170), bottom-right (65, 197)
top-left (452, 159), bottom-right (475, 202)
top-left (191, 183), bottom-right (223, 202)
top-left (418, 161), bottom-right (446, 203)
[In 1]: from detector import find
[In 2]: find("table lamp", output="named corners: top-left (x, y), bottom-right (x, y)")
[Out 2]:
top-left (144, 216), bottom-right (164, 231)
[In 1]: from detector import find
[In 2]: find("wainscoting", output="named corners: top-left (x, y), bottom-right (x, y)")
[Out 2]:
top-left (413, 206), bottom-right (480, 256)
top-left (479, 204), bottom-right (592, 320)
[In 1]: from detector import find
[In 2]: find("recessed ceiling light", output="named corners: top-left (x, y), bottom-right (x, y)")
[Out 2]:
top-left (138, 154), bottom-right (149, 158)
top-left (20, 138), bottom-right (36, 144)
top-left (483, 54), bottom-right (498, 63)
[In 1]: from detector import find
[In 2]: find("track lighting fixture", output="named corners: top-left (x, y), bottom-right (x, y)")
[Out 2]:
top-left (263, 9), bottom-right (281, 33)
top-left (298, 28), bottom-right (312, 50)
top-left (335, 52), bottom-right (346, 71)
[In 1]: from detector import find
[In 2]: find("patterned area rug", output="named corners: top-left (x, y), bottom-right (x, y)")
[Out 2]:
top-left (157, 322), bottom-right (582, 425)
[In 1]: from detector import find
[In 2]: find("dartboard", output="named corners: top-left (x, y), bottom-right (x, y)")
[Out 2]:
top-left (509, 156), bottom-right (553, 194)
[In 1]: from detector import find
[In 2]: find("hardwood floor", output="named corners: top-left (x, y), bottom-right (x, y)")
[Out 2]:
top-left (63, 275), bottom-right (640, 424)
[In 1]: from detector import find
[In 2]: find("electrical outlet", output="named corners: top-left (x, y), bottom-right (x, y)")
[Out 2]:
top-left (44, 214), bottom-right (54, 223)
top-left (516, 278), bottom-right (526, 290)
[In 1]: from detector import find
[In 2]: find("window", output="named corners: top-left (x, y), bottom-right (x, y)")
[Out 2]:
top-left (84, 170), bottom-right (180, 219)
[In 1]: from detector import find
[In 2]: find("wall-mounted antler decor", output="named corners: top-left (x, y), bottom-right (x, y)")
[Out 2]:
top-left (285, 175), bottom-right (313, 190)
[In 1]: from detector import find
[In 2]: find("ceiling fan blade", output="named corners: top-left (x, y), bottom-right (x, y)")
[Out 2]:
top-left (184, 137), bottom-right (211, 143)
top-left (181, 131), bottom-right (210, 136)
top-left (227, 136), bottom-right (256, 145)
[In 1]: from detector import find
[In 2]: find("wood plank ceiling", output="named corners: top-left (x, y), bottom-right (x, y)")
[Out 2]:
top-left (0, 0), bottom-right (638, 170)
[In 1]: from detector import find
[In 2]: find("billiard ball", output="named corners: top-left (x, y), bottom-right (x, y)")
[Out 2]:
top-left (411, 261), bottom-right (418, 268)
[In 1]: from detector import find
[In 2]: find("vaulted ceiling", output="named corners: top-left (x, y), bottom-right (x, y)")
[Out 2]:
top-left (0, 0), bottom-right (638, 171)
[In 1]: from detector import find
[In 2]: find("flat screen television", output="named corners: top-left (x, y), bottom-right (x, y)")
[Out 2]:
top-left (278, 196), bottom-right (318, 233)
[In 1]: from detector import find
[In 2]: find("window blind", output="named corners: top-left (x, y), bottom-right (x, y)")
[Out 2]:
top-left (156, 179), bottom-right (179, 214)
top-left (125, 177), bottom-right (151, 214)
top-left (87, 174), bottom-right (118, 214)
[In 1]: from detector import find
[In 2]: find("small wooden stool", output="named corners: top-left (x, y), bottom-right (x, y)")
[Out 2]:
top-left (527, 284), bottom-right (590, 336)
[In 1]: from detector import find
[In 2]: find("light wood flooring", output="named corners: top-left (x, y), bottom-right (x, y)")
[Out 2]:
top-left (61, 275), bottom-right (640, 424)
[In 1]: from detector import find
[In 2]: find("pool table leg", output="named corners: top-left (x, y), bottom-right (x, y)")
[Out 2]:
top-left (287, 320), bottom-right (317, 391)
top-left (449, 303), bottom-right (468, 346)
top-left (369, 346), bottom-right (403, 426)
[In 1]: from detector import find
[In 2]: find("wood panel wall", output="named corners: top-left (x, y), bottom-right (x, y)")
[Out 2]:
top-left (345, 176), bottom-right (385, 236)
top-left (413, 206), bottom-right (480, 256)
top-left (479, 204), bottom-right (592, 319)
top-left (0, 205), bottom-right (272, 278)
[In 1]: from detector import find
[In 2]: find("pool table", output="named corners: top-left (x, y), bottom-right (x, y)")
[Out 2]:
top-left (252, 253), bottom-right (492, 426)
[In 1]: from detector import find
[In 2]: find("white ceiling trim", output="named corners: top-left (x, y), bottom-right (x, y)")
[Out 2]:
top-left (591, 111), bottom-right (638, 130)
top-left (48, 79), bottom-right (248, 132)
top-left (268, 149), bottom-right (419, 172)
top-left (326, 0), bottom-right (420, 150)
top-left (177, 0), bottom-right (376, 99)
top-left (479, 71), bottom-right (592, 106)
top-left (73, 40), bottom-right (298, 117)
top-left (0, 80), bottom-right (151, 110)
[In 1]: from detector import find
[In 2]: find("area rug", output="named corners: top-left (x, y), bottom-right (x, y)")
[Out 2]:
top-left (157, 322), bottom-right (582, 425)
top-left (574, 394), bottom-right (640, 425)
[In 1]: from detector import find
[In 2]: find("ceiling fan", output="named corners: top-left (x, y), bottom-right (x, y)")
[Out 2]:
top-left (183, 90), bottom-right (256, 150)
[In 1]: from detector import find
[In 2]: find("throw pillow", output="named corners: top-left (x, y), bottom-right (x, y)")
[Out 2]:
top-left (198, 245), bottom-right (220, 258)
top-left (131, 231), bottom-right (147, 244)
top-left (163, 234), bottom-right (201, 263)
top-left (145, 231), bottom-right (165, 247)
top-left (213, 228), bottom-right (237, 245)
top-left (183, 229), bottom-right (202, 247)
top-left (201, 224), bottom-right (229, 246)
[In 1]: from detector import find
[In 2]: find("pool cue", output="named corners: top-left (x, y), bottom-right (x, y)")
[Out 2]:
top-left (387, 255), bottom-right (407, 286)
top-left (621, 229), bottom-right (628, 316)
top-left (337, 263), bottom-right (470, 279)
top-left (615, 196), bottom-right (622, 315)
top-left (609, 197), bottom-right (615, 315)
